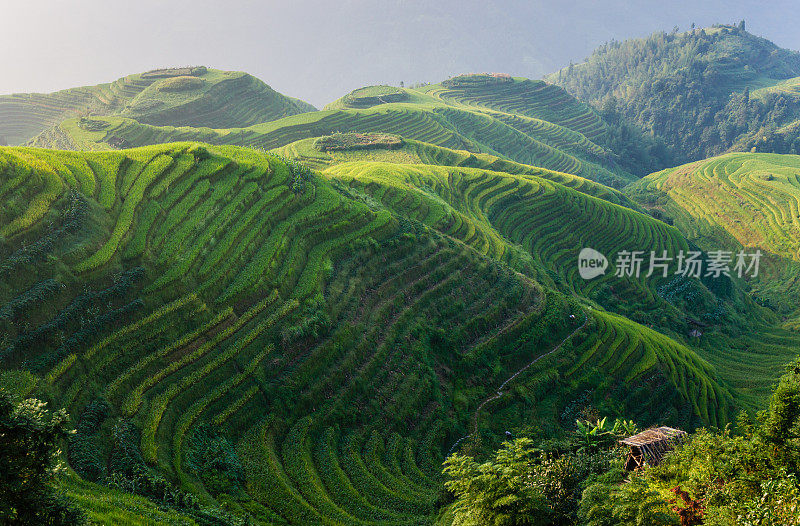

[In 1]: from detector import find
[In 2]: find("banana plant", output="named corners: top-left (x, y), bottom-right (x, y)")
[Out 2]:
top-left (576, 417), bottom-right (639, 449)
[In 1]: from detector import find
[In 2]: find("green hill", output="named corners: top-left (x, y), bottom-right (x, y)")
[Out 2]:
top-left (628, 152), bottom-right (800, 315)
top-left (6, 54), bottom-right (800, 526)
top-left (273, 135), bottom-right (639, 208)
top-left (280, 137), bottom-right (800, 409)
top-left (329, 76), bottom-right (609, 155)
top-left (1, 142), bottom-right (744, 523)
top-left (547, 24), bottom-right (800, 165)
top-left (718, 76), bottom-right (800, 155)
top-left (28, 76), bottom-right (640, 188)
top-left (324, 85), bottom-right (426, 110)
top-left (0, 67), bottom-right (315, 146)
top-left (420, 74), bottom-right (608, 142)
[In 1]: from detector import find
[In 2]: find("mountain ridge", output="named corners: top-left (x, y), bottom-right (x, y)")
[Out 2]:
top-left (0, 67), bottom-right (316, 146)
top-left (547, 23), bottom-right (800, 166)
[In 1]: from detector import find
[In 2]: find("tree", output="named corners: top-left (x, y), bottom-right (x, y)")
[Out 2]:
top-left (0, 391), bottom-right (85, 525)
top-left (589, 360), bottom-right (800, 526)
top-left (738, 20), bottom-right (746, 31)
top-left (575, 417), bottom-right (638, 450)
top-left (444, 437), bottom-right (619, 525)
top-left (763, 360), bottom-right (800, 471)
top-left (579, 477), bottom-right (678, 526)
top-left (444, 439), bottom-right (552, 525)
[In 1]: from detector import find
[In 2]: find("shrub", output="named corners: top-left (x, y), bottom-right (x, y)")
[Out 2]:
top-left (185, 425), bottom-right (245, 495)
top-left (68, 398), bottom-right (110, 482)
top-left (442, 73), bottom-right (513, 88)
top-left (0, 392), bottom-right (86, 525)
top-left (313, 132), bottom-right (404, 152)
top-left (444, 437), bottom-right (618, 525)
top-left (107, 420), bottom-right (197, 509)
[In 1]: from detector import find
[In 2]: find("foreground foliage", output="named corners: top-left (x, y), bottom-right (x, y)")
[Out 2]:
top-left (0, 391), bottom-right (85, 525)
top-left (444, 358), bottom-right (800, 526)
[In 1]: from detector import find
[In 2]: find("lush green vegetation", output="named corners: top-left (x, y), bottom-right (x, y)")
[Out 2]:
top-left (625, 152), bottom-right (800, 414)
top-left (0, 140), bottom-right (769, 523)
top-left (627, 152), bottom-right (800, 312)
top-left (274, 137), bottom-right (639, 208)
top-left (548, 23), bottom-right (800, 166)
top-left (4, 35), bottom-right (800, 523)
top-left (442, 357), bottom-right (800, 526)
top-left (0, 67), bottom-right (315, 146)
top-left (25, 74), bottom-right (643, 187)
top-left (314, 132), bottom-right (405, 151)
top-left (0, 391), bottom-right (86, 524)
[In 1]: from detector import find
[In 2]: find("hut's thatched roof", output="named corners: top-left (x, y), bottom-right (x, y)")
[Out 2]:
top-left (620, 427), bottom-right (687, 468)
top-left (620, 426), bottom-right (686, 447)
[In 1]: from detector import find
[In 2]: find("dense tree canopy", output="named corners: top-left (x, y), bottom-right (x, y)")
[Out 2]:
top-left (549, 24), bottom-right (800, 165)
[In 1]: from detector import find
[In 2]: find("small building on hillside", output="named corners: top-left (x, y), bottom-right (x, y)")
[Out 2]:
top-left (620, 426), bottom-right (687, 471)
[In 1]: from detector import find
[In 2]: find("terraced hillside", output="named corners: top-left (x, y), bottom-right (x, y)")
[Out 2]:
top-left (627, 152), bottom-right (800, 310)
top-left (273, 135), bottom-right (639, 208)
top-left (324, 160), bottom-right (722, 324)
top-left (420, 74), bottom-right (608, 143)
top-left (31, 100), bottom-right (636, 188)
top-left (324, 85), bottom-right (413, 109)
top-left (0, 143), bottom-right (733, 524)
top-left (0, 67), bottom-right (315, 145)
top-left (322, 156), bottom-right (800, 416)
top-left (626, 152), bottom-right (800, 409)
top-left (630, 153), bottom-right (800, 259)
top-left (280, 139), bottom-right (800, 415)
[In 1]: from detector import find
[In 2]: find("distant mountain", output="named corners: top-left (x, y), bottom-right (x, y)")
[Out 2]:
top-left (547, 23), bottom-right (800, 165)
top-left (26, 73), bottom-right (654, 187)
top-left (0, 67), bottom-right (315, 145)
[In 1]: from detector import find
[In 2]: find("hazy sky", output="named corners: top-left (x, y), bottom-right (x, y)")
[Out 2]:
top-left (2, 0), bottom-right (800, 107)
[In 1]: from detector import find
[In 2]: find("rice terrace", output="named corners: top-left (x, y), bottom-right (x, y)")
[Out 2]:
top-left (2, 3), bottom-right (800, 525)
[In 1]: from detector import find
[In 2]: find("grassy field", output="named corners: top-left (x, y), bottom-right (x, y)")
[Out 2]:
top-left (0, 142), bottom-right (749, 524)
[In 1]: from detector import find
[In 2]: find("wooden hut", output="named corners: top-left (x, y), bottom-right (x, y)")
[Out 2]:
top-left (620, 426), bottom-right (687, 470)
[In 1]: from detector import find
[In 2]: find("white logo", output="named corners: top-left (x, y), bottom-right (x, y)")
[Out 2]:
top-left (578, 248), bottom-right (608, 280)
top-left (575, 248), bottom-right (761, 280)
